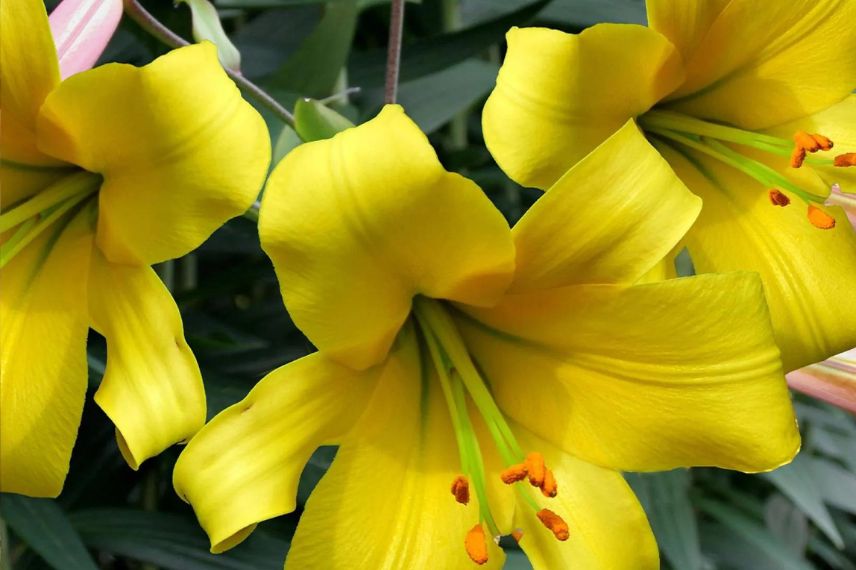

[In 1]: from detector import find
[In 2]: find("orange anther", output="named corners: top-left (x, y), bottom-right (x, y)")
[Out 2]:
top-left (768, 189), bottom-right (790, 207)
top-left (834, 153), bottom-right (856, 167)
top-left (500, 463), bottom-right (528, 484)
top-left (451, 475), bottom-right (470, 505)
top-left (465, 524), bottom-right (489, 565)
top-left (511, 529), bottom-right (524, 543)
top-left (790, 146), bottom-right (807, 168)
top-left (808, 205), bottom-right (836, 229)
top-left (540, 468), bottom-right (558, 498)
top-left (794, 131), bottom-right (833, 153)
top-left (525, 452), bottom-right (546, 487)
top-left (536, 509), bottom-right (570, 541)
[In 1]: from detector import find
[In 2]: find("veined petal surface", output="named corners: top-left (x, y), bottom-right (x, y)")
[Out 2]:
top-left (0, 0), bottom-right (60, 165)
top-left (260, 105), bottom-right (514, 370)
top-left (513, 427), bottom-right (659, 570)
top-left (457, 273), bottom-right (800, 473)
top-left (36, 42), bottom-right (270, 266)
top-left (655, 0), bottom-right (856, 130)
top-left (0, 208), bottom-right (93, 497)
top-left (659, 144), bottom-right (856, 371)
top-left (510, 120), bottom-right (699, 291)
top-left (482, 25), bottom-right (683, 189)
top-left (286, 335), bottom-right (506, 570)
top-left (173, 351), bottom-right (383, 553)
top-left (89, 249), bottom-right (206, 470)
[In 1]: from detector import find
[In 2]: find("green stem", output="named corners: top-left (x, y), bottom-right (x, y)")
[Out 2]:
top-left (122, 0), bottom-right (295, 126)
top-left (640, 110), bottom-right (791, 149)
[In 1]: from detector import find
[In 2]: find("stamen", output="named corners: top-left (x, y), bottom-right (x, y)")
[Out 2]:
top-left (500, 463), bottom-right (528, 484)
top-left (807, 205), bottom-right (836, 229)
top-left (536, 509), bottom-right (570, 541)
top-left (834, 153), bottom-right (856, 167)
top-left (794, 131), bottom-right (833, 153)
top-left (525, 452), bottom-right (546, 488)
top-left (540, 468), bottom-right (558, 498)
top-left (768, 189), bottom-right (790, 207)
top-left (451, 476), bottom-right (470, 505)
top-left (465, 524), bottom-right (489, 565)
top-left (790, 146), bottom-right (807, 168)
top-left (511, 529), bottom-right (524, 543)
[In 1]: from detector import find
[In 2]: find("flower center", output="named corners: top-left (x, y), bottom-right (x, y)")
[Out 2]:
top-left (0, 170), bottom-right (101, 267)
top-left (637, 110), bottom-right (854, 230)
top-left (412, 297), bottom-right (569, 566)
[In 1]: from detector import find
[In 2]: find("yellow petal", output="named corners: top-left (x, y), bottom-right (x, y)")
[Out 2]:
top-left (36, 43), bottom-right (270, 266)
top-left (173, 350), bottom-right (385, 553)
top-left (512, 427), bottom-right (658, 570)
top-left (510, 120), bottom-right (700, 292)
top-left (660, 143), bottom-right (856, 371)
top-left (0, 0), bottom-right (60, 165)
top-left (88, 247), bottom-right (206, 469)
top-left (457, 272), bottom-right (800, 473)
top-left (0, 0), bottom-right (70, 208)
top-left (763, 95), bottom-right (856, 193)
top-left (658, 0), bottom-right (856, 130)
top-left (260, 105), bottom-right (514, 370)
top-left (286, 333), bottom-right (506, 570)
top-left (0, 207), bottom-right (93, 497)
top-left (482, 25), bottom-right (683, 189)
top-left (646, 0), bottom-right (731, 65)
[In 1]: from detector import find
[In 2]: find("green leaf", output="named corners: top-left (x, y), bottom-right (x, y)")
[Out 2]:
top-left (764, 493), bottom-right (809, 555)
top-left (625, 470), bottom-right (703, 570)
top-left (762, 454), bottom-right (844, 548)
top-left (809, 457), bottom-right (856, 515)
top-left (294, 98), bottom-right (355, 141)
top-left (70, 508), bottom-right (289, 570)
top-left (697, 499), bottom-right (813, 570)
top-left (273, 124), bottom-right (303, 165)
top-left (266, 0), bottom-right (358, 98)
top-left (540, 0), bottom-right (647, 28)
top-left (348, 0), bottom-right (549, 87)
top-left (176, 0), bottom-right (242, 72)
top-left (0, 495), bottom-right (99, 570)
top-left (359, 58), bottom-right (498, 133)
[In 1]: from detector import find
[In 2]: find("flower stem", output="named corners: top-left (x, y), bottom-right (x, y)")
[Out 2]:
top-left (122, 0), bottom-right (295, 126)
top-left (384, 0), bottom-right (406, 104)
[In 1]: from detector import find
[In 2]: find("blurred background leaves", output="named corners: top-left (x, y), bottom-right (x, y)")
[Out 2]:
top-left (3, 1), bottom-right (855, 568)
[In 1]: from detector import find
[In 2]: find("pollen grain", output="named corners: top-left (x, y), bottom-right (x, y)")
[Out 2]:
top-left (536, 509), bottom-right (570, 541)
top-left (451, 475), bottom-right (470, 505)
top-left (807, 205), bottom-right (836, 229)
top-left (465, 524), bottom-right (489, 565)
top-left (768, 189), bottom-right (790, 207)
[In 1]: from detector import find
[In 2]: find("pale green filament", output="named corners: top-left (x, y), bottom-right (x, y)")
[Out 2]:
top-left (413, 297), bottom-right (525, 459)
top-left (418, 317), bottom-right (501, 537)
top-left (647, 127), bottom-right (827, 205)
top-left (0, 173), bottom-right (100, 269)
top-left (414, 297), bottom-right (549, 531)
top-left (0, 171), bottom-right (99, 233)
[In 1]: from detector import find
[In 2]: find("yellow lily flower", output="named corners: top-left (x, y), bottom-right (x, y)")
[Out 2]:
top-left (483, 0), bottom-right (856, 372)
top-left (173, 106), bottom-right (799, 568)
top-left (0, 0), bottom-right (270, 497)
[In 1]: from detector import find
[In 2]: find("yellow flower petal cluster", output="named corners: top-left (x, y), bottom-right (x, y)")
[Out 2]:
top-left (174, 106), bottom-right (800, 569)
top-left (483, 0), bottom-right (856, 372)
top-left (0, 0), bottom-right (270, 497)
